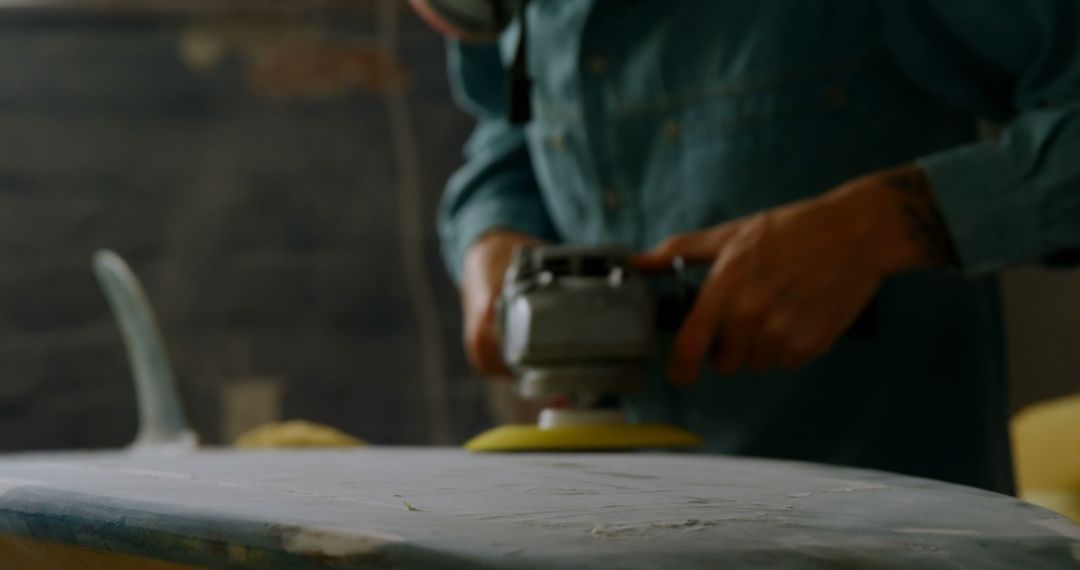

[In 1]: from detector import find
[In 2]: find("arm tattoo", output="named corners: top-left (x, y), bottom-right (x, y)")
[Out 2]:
top-left (886, 168), bottom-right (960, 267)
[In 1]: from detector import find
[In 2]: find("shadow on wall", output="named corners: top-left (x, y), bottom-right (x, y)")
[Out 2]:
top-left (0, 1), bottom-right (482, 450)
top-left (1003, 268), bottom-right (1080, 412)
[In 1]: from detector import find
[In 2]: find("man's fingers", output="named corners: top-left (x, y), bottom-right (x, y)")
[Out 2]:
top-left (744, 308), bottom-right (795, 372)
top-left (666, 249), bottom-right (745, 384)
top-left (777, 334), bottom-right (829, 370)
top-left (711, 327), bottom-right (750, 375)
top-left (633, 225), bottom-right (737, 271)
top-left (463, 294), bottom-right (512, 378)
top-left (669, 317), bottom-right (712, 384)
top-left (711, 287), bottom-right (771, 373)
top-left (776, 312), bottom-right (837, 370)
top-left (772, 291), bottom-right (871, 371)
top-left (667, 279), bottom-right (730, 385)
top-left (459, 231), bottom-right (546, 380)
top-left (774, 281), bottom-right (877, 370)
top-left (477, 335), bottom-right (512, 377)
top-left (465, 321), bottom-right (511, 378)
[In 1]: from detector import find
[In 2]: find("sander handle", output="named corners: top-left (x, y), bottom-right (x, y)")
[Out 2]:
top-left (649, 256), bottom-right (878, 338)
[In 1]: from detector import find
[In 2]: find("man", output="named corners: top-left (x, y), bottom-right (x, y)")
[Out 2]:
top-left (434, 1), bottom-right (1080, 494)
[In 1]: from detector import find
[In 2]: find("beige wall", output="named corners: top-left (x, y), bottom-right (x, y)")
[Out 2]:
top-left (1003, 268), bottom-right (1080, 413)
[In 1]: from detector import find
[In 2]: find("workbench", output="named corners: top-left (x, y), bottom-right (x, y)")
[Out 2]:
top-left (0, 448), bottom-right (1074, 568)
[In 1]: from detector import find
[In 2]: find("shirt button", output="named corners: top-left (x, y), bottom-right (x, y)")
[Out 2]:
top-left (585, 54), bottom-right (608, 76)
top-left (602, 188), bottom-right (622, 211)
top-left (662, 119), bottom-right (680, 142)
top-left (548, 133), bottom-right (566, 150)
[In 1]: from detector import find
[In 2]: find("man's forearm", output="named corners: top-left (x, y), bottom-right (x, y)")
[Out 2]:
top-left (825, 164), bottom-right (960, 275)
top-left (882, 166), bottom-right (960, 268)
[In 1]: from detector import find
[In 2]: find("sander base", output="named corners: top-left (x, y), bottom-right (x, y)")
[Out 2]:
top-left (464, 422), bottom-right (703, 452)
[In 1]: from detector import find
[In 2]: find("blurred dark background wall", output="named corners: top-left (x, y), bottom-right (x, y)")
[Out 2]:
top-left (0, 1), bottom-right (481, 449)
top-left (0, 0), bottom-right (1073, 452)
top-left (1003, 270), bottom-right (1080, 414)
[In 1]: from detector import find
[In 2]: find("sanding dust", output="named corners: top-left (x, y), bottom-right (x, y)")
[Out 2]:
top-left (590, 520), bottom-right (718, 539)
top-left (893, 528), bottom-right (980, 537)
top-left (278, 526), bottom-right (400, 557)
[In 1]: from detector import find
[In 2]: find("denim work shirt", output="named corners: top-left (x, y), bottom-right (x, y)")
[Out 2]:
top-left (438, 0), bottom-right (1080, 494)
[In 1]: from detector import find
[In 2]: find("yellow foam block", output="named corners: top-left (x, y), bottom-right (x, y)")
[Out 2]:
top-left (1021, 489), bottom-right (1080, 523)
top-left (234, 420), bottom-right (366, 449)
top-left (465, 423), bottom-right (703, 452)
top-left (1012, 393), bottom-right (1080, 490)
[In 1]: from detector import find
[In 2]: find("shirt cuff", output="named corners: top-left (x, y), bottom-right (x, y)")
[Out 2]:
top-left (917, 141), bottom-right (1043, 274)
top-left (440, 198), bottom-right (553, 283)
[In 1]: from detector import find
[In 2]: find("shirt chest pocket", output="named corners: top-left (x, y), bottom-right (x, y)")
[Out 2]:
top-left (635, 70), bottom-right (874, 237)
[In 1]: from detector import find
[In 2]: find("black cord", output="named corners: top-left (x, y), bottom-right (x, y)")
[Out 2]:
top-left (507, 0), bottom-right (532, 124)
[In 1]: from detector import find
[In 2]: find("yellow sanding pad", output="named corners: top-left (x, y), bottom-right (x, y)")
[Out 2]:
top-left (464, 423), bottom-right (703, 452)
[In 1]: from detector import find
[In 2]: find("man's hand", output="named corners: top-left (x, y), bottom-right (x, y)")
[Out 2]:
top-left (634, 165), bottom-right (956, 383)
top-left (461, 230), bottom-right (544, 378)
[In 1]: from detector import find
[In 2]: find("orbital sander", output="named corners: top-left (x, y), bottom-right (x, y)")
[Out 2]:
top-left (464, 245), bottom-right (703, 452)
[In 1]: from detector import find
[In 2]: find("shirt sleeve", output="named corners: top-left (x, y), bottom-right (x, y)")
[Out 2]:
top-left (881, 0), bottom-right (1080, 273)
top-left (437, 40), bottom-right (557, 283)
